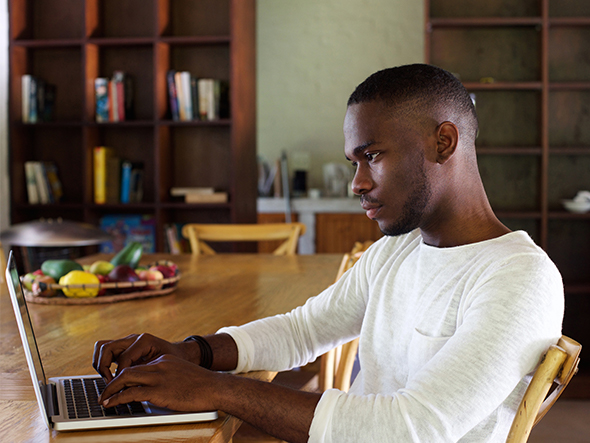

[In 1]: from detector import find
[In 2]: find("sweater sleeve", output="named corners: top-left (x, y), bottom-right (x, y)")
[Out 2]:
top-left (217, 252), bottom-right (370, 373)
top-left (308, 253), bottom-right (564, 442)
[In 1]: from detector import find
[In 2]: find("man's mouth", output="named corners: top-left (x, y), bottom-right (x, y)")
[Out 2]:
top-left (360, 197), bottom-right (382, 219)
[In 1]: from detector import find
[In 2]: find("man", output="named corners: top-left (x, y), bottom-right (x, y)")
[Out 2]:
top-left (94, 64), bottom-right (564, 442)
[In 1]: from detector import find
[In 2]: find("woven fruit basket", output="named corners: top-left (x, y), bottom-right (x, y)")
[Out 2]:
top-left (22, 260), bottom-right (181, 305)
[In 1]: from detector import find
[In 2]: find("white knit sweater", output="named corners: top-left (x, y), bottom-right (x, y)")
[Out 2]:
top-left (220, 230), bottom-right (564, 442)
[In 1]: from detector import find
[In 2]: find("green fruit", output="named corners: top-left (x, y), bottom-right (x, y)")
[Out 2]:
top-left (22, 273), bottom-right (36, 291)
top-left (89, 260), bottom-right (115, 276)
top-left (110, 242), bottom-right (143, 269)
top-left (41, 259), bottom-right (84, 281)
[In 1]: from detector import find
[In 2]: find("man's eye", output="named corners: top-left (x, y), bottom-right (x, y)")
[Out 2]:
top-left (366, 152), bottom-right (380, 161)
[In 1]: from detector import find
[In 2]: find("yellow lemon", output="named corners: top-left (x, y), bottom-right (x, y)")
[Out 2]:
top-left (59, 271), bottom-right (100, 298)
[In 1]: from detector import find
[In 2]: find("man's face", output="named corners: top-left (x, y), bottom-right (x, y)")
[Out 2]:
top-left (344, 101), bottom-right (433, 237)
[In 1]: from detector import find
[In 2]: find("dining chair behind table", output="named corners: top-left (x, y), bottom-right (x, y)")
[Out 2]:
top-left (0, 242), bottom-right (6, 283)
top-left (317, 242), bottom-right (372, 392)
top-left (506, 335), bottom-right (582, 443)
top-left (181, 223), bottom-right (306, 256)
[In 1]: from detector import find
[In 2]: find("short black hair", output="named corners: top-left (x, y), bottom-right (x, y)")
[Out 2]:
top-left (348, 64), bottom-right (479, 143)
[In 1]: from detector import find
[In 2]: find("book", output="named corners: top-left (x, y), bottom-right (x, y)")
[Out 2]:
top-left (184, 192), bottom-right (228, 204)
top-left (180, 71), bottom-right (193, 120)
top-left (106, 156), bottom-right (121, 203)
top-left (95, 78), bottom-right (109, 122)
top-left (197, 79), bottom-right (212, 121)
top-left (170, 187), bottom-right (214, 197)
top-left (165, 224), bottom-right (182, 254)
top-left (99, 214), bottom-right (156, 254)
top-left (22, 75), bottom-right (31, 123)
top-left (113, 71), bottom-right (126, 121)
top-left (24, 161), bottom-right (39, 204)
top-left (190, 76), bottom-right (199, 121)
top-left (32, 161), bottom-right (51, 204)
top-left (28, 76), bottom-right (38, 123)
top-left (109, 78), bottom-right (119, 122)
top-left (43, 162), bottom-right (63, 202)
top-left (94, 146), bottom-right (116, 204)
top-left (119, 160), bottom-right (133, 204)
top-left (167, 70), bottom-right (180, 121)
top-left (129, 162), bottom-right (144, 203)
top-left (174, 71), bottom-right (186, 121)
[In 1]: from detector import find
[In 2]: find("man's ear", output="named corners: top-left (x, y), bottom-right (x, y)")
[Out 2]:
top-left (435, 121), bottom-right (459, 164)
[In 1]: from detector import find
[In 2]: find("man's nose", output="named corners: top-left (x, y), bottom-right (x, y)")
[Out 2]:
top-left (351, 165), bottom-right (373, 195)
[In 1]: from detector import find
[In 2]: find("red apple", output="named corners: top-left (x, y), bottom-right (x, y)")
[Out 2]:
top-left (32, 269), bottom-right (44, 276)
top-left (149, 265), bottom-right (175, 279)
top-left (138, 269), bottom-right (164, 290)
top-left (96, 274), bottom-right (109, 296)
top-left (149, 265), bottom-right (176, 288)
top-left (107, 265), bottom-right (140, 293)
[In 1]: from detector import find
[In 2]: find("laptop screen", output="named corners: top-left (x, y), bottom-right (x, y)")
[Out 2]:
top-left (5, 251), bottom-right (49, 419)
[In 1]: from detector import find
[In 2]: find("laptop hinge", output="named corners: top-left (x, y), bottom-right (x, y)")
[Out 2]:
top-left (44, 383), bottom-right (59, 417)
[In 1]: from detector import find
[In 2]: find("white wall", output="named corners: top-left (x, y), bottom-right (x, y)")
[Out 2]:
top-left (0, 0), bottom-right (8, 233)
top-left (256, 0), bottom-right (424, 189)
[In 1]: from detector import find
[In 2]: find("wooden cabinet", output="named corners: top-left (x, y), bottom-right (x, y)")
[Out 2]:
top-left (426, 0), bottom-right (590, 396)
top-left (8, 0), bottom-right (256, 251)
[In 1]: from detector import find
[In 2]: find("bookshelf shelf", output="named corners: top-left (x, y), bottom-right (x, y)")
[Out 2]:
top-left (8, 0), bottom-right (256, 251)
top-left (426, 0), bottom-right (590, 394)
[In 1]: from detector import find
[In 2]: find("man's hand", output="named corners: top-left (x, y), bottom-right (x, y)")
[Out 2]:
top-left (98, 354), bottom-right (222, 412)
top-left (93, 333), bottom-right (199, 383)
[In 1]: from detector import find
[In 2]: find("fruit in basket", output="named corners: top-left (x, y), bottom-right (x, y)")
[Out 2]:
top-left (108, 265), bottom-right (140, 282)
top-left (110, 242), bottom-right (143, 269)
top-left (149, 264), bottom-right (175, 279)
top-left (96, 274), bottom-right (109, 296)
top-left (32, 275), bottom-right (56, 297)
top-left (41, 259), bottom-right (84, 281)
top-left (22, 273), bottom-right (36, 291)
top-left (149, 264), bottom-right (176, 288)
top-left (59, 271), bottom-right (100, 298)
top-left (108, 265), bottom-right (140, 293)
top-left (88, 260), bottom-right (115, 276)
top-left (138, 269), bottom-right (164, 290)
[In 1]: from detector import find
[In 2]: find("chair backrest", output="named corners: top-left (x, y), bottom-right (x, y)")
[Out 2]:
top-left (181, 223), bottom-right (306, 256)
top-left (0, 242), bottom-right (6, 283)
top-left (506, 335), bottom-right (582, 443)
top-left (319, 241), bottom-right (373, 392)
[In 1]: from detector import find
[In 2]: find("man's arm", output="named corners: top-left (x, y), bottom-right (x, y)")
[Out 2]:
top-left (96, 339), bottom-right (322, 443)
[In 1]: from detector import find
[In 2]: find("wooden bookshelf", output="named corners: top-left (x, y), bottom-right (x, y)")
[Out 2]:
top-left (426, 0), bottom-right (590, 396)
top-left (8, 0), bottom-right (256, 251)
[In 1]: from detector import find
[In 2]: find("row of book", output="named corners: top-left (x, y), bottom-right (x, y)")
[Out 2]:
top-left (24, 161), bottom-right (63, 204)
top-left (94, 71), bottom-right (135, 122)
top-left (94, 146), bottom-right (144, 204)
top-left (164, 223), bottom-right (191, 254)
top-left (21, 75), bottom-right (56, 123)
top-left (166, 70), bottom-right (229, 122)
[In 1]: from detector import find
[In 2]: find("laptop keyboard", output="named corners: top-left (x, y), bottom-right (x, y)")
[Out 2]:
top-left (63, 378), bottom-right (146, 419)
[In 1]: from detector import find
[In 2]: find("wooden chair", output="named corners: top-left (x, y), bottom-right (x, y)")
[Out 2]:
top-left (506, 335), bottom-right (582, 443)
top-left (181, 223), bottom-right (306, 256)
top-left (0, 242), bottom-right (6, 283)
top-left (318, 241), bottom-right (373, 392)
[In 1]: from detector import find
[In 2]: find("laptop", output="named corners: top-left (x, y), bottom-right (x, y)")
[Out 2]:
top-left (4, 250), bottom-right (218, 431)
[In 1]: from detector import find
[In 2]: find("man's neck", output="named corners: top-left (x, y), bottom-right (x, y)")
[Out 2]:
top-left (419, 195), bottom-right (511, 248)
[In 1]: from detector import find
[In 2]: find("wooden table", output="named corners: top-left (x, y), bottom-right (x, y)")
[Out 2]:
top-left (0, 253), bottom-right (341, 443)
